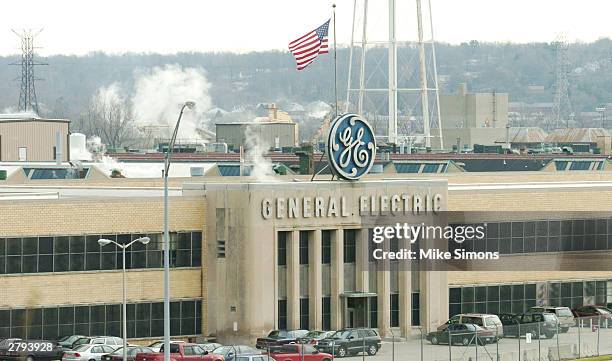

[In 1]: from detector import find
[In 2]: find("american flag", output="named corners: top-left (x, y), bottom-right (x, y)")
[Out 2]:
top-left (288, 19), bottom-right (330, 71)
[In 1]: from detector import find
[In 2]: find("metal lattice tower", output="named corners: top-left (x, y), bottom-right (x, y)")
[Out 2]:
top-left (10, 29), bottom-right (47, 114)
top-left (552, 34), bottom-right (572, 129)
top-left (345, 0), bottom-right (443, 149)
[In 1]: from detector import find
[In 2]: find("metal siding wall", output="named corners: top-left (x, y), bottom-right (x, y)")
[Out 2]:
top-left (0, 121), bottom-right (68, 161)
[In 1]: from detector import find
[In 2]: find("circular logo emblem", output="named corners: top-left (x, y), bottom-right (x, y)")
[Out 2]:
top-left (327, 113), bottom-right (376, 180)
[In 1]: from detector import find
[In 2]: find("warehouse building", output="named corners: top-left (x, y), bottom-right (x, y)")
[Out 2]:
top-left (0, 168), bottom-right (611, 344)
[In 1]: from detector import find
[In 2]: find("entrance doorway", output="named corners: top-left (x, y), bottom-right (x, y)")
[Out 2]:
top-left (342, 293), bottom-right (377, 328)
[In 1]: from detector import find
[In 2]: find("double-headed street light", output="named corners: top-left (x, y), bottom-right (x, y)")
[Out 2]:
top-left (98, 236), bottom-right (150, 361)
top-left (163, 101), bottom-right (196, 361)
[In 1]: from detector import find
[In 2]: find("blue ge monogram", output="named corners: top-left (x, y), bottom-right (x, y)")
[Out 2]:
top-left (327, 113), bottom-right (376, 180)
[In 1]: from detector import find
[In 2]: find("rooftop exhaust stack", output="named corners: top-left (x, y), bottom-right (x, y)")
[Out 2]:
top-left (55, 130), bottom-right (62, 165)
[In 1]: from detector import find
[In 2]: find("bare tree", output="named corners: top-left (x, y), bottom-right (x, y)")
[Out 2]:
top-left (80, 86), bottom-right (136, 150)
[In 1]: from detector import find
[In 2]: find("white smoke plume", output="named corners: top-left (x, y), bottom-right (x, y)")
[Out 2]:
top-left (244, 124), bottom-right (276, 182)
top-left (131, 64), bottom-right (213, 140)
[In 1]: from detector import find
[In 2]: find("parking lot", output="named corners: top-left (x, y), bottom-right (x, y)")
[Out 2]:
top-left (337, 325), bottom-right (612, 361)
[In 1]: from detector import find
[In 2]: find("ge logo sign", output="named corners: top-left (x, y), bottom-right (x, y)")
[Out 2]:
top-left (327, 113), bottom-right (376, 180)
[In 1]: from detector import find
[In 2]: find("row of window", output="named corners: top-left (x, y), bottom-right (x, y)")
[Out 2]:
top-left (453, 219), bottom-right (612, 254)
top-left (0, 299), bottom-right (202, 340)
top-left (277, 230), bottom-right (359, 266)
top-left (449, 280), bottom-right (611, 316)
top-left (277, 293), bottom-right (421, 329)
top-left (0, 232), bottom-right (202, 274)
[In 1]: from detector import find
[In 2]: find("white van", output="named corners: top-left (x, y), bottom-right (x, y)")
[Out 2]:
top-left (439, 313), bottom-right (504, 339)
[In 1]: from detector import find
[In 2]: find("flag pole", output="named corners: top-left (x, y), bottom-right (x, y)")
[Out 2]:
top-left (333, 3), bottom-right (338, 118)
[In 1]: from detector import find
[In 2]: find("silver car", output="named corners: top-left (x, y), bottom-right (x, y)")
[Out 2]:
top-left (62, 344), bottom-right (117, 361)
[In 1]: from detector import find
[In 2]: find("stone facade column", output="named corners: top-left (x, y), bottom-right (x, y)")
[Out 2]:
top-left (287, 230), bottom-right (300, 329)
top-left (355, 228), bottom-right (369, 292)
top-left (377, 238), bottom-right (391, 337)
top-left (330, 229), bottom-right (344, 330)
top-left (398, 237), bottom-right (412, 337)
top-left (309, 230), bottom-right (323, 330)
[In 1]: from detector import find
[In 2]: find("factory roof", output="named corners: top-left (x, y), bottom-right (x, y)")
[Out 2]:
top-left (494, 127), bottom-right (548, 144)
top-left (545, 128), bottom-right (610, 143)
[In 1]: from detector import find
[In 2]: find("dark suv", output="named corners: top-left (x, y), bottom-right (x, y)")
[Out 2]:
top-left (315, 329), bottom-right (381, 358)
top-left (504, 313), bottom-right (559, 339)
top-left (255, 330), bottom-right (309, 350)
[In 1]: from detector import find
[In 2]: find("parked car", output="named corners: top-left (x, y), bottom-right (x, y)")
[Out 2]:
top-left (315, 328), bottom-right (381, 357)
top-left (101, 346), bottom-right (153, 361)
top-left (256, 331), bottom-right (308, 350)
top-left (572, 305), bottom-right (612, 320)
top-left (297, 331), bottom-right (335, 346)
top-left (72, 337), bottom-right (123, 350)
top-left (0, 339), bottom-right (22, 358)
top-left (504, 313), bottom-right (559, 339)
top-left (134, 343), bottom-right (223, 361)
top-left (440, 314), bottom-right (503, 339)
top-left (212, 346), bottom-right (260, 361)
top-left (426, 324), bottom-right (495, 346)
top-left (62, 344), bottom-right (117, 361)
top-left (197, 344), bottom-right (222, 353)
top-left (57, 336), bottom-right (86, 350)
top-left (146, 341), bottom-right (186, 353)
top-left (233, 355), bottom-right (271, 361)
top-left (269, 344), bottom-right (332, 361)
top-left (497, 313), bottom-right (519, 335)
top-left (529, 306), bottom-right (574, 332)
top-left (0, 339), bottom-right (64, 361)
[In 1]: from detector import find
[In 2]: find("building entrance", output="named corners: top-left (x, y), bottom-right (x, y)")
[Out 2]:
top-left (342, 293), bottom-right (377, 328)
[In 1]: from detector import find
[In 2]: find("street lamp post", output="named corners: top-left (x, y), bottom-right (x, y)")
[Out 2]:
top-left (163, 101), bottom-right (196, 361)
top-left (98, 236), bottom-right (151, 361)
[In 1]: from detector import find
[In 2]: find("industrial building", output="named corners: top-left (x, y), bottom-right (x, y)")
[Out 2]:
top-left (432, 84), bottom-right (509, 150)
top-left (0, 162), bottom-right (611, 344)
top-left (215, 104), bottom-right (299, 150)
top-left (0, 114), bottom-right (70, 162)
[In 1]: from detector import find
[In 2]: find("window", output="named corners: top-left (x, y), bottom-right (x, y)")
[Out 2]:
top-left (299, 232), bottom-right (309, 265)
top-left (277, 300), bottom-right (287, 330)
top-left (321, 231), bottom-right (331, 264)
top-left (277, 232), bottom-right (287, 266)
top-left (343, 230), bottom-right (356, 263)
top-left (0, 231), bottom-right (201, 275)
top-left (390, 294), bottom-right (399, 327)
top-left (412, 293), bottom-right (420, 326)
top-left (322, 297), bottom-right (331, 330)
top-left (299, 298), bottom-right (309, 330)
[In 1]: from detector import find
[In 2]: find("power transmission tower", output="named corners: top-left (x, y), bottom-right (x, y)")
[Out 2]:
top-left (552, 34), bottom-right (572, 129)
top-left (10, 29), bottom-right (47, 114)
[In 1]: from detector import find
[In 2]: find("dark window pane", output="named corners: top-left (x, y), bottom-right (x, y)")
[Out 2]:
top-left (106, 305), bottom-right (120, 322)
top-left (54, 237), bottom-right (69, 253)
top-left (86, 236), bottom-right (101, 253)
top-left (322, 231), bottom-right (331, 264)
top-left (70, 253), bottom-right (84, 271)
top-left (90, 305), bottom-right (105, 323)
top-left (277, 232), bottom-right (287, 266)
top-left (176, 250), bottom-right (191, 267)
top-left (86, 253), bottom-right (100, 271)
top-left (101, 253), bottom-right (116, 270)
top-left (132, 252), bottom-right (146, 269)
top-left (22, 238), bottom-right (37, 255)
top-left (192, 232), bottom-right (202, 250)
top-left (299, 231), bottom-right (309, 265)
top-left (147, 251), bottom-right (162, 268)
top-left (7, 256), bottom-right (21, 273)
top-left (74, 306), bottom-right (89, 324)
top-left (38, 255), bottom-right (53, 273)
top-left (22, 255), bottom-right (37, 273)
top-left (43, 308), bottom-right (58, 325)
top-left (7, 238), bottom-right (22, 256)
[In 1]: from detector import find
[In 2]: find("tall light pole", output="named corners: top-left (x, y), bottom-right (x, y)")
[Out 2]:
top-left (163, 101), bottom-right (196, 361)
top-left (98, 236), bottom-right (151, 361)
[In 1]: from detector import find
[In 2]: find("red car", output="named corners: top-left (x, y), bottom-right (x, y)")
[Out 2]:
top-left (268, 344), bottom-right (332, 361)
top-left (572, 305), bottom-right (612, 319)
top-left (135, 343), bottom-right (224, 361)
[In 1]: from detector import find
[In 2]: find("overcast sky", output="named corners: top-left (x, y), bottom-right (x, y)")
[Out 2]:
top-left (0, 0), bottom-right (610, 56)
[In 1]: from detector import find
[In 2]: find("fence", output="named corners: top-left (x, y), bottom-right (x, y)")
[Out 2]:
top-left (315, 315), bottom-right (612, 361)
